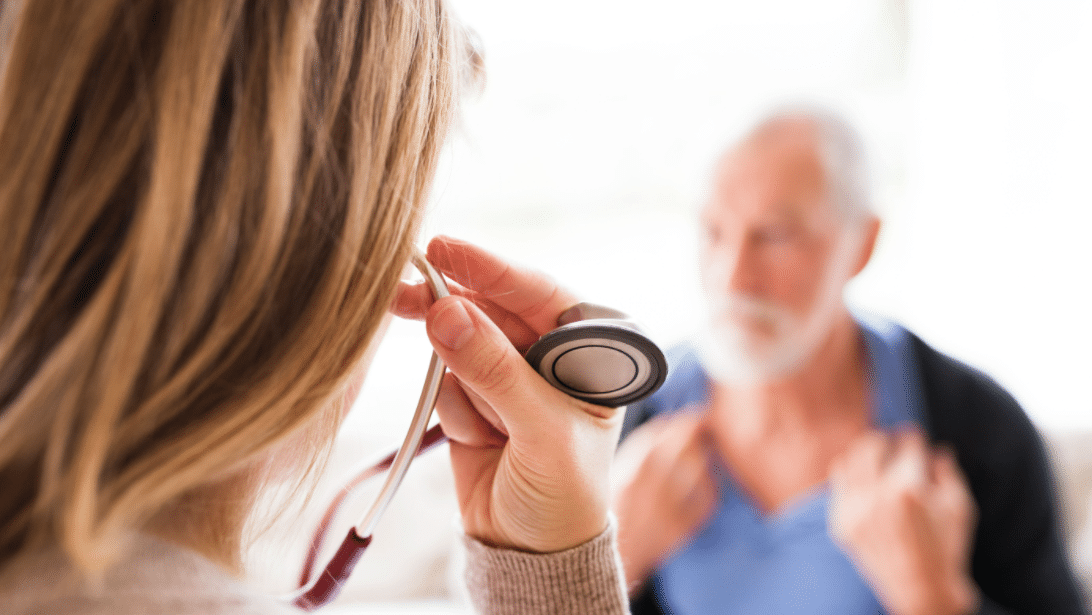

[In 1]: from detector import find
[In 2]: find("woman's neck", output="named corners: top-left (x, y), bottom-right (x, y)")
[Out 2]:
top-left (144, 472), bottom-right (258, 575)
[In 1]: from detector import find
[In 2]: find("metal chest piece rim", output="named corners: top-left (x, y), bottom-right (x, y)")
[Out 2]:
top-left (524, 303), bottom-right (668, 407)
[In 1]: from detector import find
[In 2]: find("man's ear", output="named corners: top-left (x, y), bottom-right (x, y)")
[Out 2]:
top-left (851, 216), bottom-right (881, 277)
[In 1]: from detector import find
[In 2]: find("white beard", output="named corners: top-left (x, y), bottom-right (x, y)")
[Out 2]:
top-left (695, 293), bottom-right (817, 385)
top-left (696, 228), bottom-right (861, 386)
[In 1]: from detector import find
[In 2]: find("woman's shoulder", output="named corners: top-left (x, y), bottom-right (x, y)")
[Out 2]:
top-left (0, 535), bottom-right (301, 615)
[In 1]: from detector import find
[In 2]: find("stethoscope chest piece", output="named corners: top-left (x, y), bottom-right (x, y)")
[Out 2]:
top-left (524, 303), bottom-right (668, 407)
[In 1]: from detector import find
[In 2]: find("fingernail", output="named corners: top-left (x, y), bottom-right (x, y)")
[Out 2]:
top-left (431, 300), bottom-right (475, 350)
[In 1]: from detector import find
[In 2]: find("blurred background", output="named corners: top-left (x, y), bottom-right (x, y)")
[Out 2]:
top-left (250, 0), bottom-right (1092, 611)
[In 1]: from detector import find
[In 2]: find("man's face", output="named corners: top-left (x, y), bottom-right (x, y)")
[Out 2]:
top-left (697, 126), bottom-right (866, 384)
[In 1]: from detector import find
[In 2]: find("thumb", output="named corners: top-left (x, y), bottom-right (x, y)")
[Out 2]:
top-left (426, 296), bottom-right (612, 435)
top-left (931, 448), bottom-right (973, 511)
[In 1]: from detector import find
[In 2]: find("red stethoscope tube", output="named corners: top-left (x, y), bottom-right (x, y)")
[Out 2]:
top-left (293, 424), bottom-right (449, 609)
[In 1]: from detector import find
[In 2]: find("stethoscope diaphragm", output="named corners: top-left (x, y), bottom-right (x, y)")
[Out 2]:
top-left (524, 303), bottom-right (668, 407)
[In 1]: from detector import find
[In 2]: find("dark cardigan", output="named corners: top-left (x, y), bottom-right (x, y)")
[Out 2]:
top-left (625, 334), bottom-right (1087, 615)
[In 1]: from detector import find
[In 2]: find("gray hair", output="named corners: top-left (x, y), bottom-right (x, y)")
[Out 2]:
top-left (743, 106), bottom-right (874, 221)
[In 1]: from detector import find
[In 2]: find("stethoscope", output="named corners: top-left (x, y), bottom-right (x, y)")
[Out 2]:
top-left (290, 249), bottom-right (668, 610)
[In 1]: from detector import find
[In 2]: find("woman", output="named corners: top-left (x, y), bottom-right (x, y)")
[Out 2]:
top-left (0, 1), bottom-right (628, 613)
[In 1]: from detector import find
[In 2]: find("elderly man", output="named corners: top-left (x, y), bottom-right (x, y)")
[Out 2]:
top-left (613, 110), bottom-right (1085, 615)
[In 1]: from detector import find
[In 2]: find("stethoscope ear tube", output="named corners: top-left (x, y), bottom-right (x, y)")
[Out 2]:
top-left (524, 302), bottom-right (668, 407)
top-left (293, 250), bottom-right (449, 611)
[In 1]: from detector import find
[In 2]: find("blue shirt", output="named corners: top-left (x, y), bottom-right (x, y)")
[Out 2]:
top-left (644, 316), bottom-right (926, 615)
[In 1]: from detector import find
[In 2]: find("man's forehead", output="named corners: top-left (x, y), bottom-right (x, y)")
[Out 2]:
top-left (721, 120), bottom-right (824, 179)
top-left (708, 129), bottom-right (834, 221)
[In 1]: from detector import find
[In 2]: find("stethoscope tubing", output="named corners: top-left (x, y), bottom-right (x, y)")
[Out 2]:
top-left (352, 250), bottom-right (449, 539)
top-left (291, 249), bottom-right (450, 610)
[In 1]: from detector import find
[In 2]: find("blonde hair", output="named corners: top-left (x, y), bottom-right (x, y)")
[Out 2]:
top-left (0, 0), bottom-right (467, 574)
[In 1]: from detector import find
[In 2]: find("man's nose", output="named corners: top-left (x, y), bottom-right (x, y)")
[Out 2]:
top-left (706, 238), bottom-right (760, 296)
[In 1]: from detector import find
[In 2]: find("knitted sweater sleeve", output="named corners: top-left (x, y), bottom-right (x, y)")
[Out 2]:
top-left (462, 523), bottom-right (629, 615)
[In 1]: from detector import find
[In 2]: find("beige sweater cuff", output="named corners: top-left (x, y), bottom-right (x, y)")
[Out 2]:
top-left (462, 523), bottom-right (629, 615)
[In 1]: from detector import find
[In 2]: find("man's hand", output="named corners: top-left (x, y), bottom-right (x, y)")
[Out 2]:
top-left (829, 429), bottom-right (980, 615)
top-left (611, 411), bottom-right (718, 593)
top-left (393, 236), bottom-right (624, 554)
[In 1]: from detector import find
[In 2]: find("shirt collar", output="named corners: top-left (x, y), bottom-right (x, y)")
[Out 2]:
top-left (854, 312), bottom-right (928, 432)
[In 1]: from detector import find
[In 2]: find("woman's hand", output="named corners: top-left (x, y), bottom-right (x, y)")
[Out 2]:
top-left (393, 236), bottom-right (624, 553)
